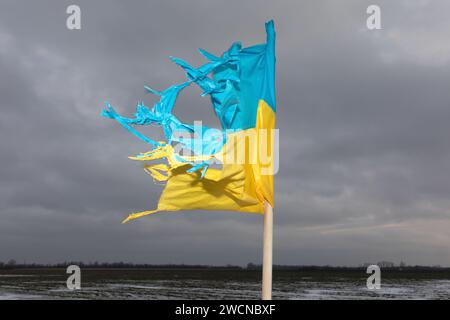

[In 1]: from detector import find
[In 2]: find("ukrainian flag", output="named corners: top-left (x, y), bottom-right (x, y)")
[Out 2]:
top-left (102, 21), bottom-right (276, 222)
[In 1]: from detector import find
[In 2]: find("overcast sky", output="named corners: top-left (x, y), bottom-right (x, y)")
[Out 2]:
top-left (1, 0), bottom-right (450, 266)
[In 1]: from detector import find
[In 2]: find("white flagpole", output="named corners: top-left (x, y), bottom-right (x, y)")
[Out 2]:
top-left (262, 201), bottom-right (273, 300)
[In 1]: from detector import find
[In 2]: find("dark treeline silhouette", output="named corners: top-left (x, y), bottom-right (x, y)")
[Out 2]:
top-left (0, 260), bottom-right (243, 270)
top-left (0, 260), bottom-right (449, 272)
top-left (247, 263), bottom-right (450, 273)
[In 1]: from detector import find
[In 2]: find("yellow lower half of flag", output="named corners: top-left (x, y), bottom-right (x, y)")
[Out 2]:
top-left (123, 99), bottom-right (275, 223)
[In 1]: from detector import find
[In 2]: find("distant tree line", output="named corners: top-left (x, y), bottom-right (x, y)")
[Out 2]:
top-left (247, 263), bottom-right (449, 272)
top-left (0, 260), bottom-right (243, 270)
top-left (0, 260), bottom-right (448, 271)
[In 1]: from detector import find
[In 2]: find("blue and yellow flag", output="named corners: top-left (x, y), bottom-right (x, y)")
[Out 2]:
top-left (102, 21), bottom-right (277, 223)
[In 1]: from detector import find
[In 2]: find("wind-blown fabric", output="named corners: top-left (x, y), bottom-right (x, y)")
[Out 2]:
top-left (102, 21), bottom-right (276, 223)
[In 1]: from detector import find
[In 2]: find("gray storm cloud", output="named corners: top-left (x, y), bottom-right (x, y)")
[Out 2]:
top-left (0, 0), bottom-right (449, 266)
